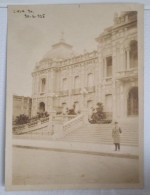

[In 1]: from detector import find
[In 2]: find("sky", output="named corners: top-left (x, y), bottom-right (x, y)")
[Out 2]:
top-left (7, 4), bottom-right (130, 96)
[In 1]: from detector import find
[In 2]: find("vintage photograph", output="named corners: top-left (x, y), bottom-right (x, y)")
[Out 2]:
top-left (5, 4), bottom-right (144, 190)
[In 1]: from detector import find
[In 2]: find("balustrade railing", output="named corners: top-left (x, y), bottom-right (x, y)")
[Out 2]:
top-left (72, 88), bottom-right (81, 95)
top-left (59, 90), bottom-right (69, 96)
top-left (53, 114), bottom-right (75, 122)
top-left (116, 69), bottom-right (138, 79)
top-left (63, 114), bottom-right (84, 136)
top-left (40, 117), bottom-right (49, 123)
top-left (86, 86), bottom-right (95, 93)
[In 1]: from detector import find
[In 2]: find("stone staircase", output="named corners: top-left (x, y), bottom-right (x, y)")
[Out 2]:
top-left (58, 122), bottom-right (139, 146)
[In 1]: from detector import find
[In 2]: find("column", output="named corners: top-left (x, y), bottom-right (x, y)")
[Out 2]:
top-left (32, 75), bottom-right (34, 96)
top-left (123, 49), bottom-right (126, 71)
top-left (120, 47), bottom-right (124, 71)
top-left (120, 84), bottom-right (124, 120)
top-left (104, 58), bottom-right (106, 78)
top-left (81, 65), bottom-right (85, 112)
top-left (112, 81), bottom-right (116, 121)
top-left (38, 75), bottom-right (41, 94)
top-left (126, 47), bottom-right (130, 70)
top-left (112, 46), bottom-right (117, 76)
top-left (68, 66), bottom-right (72, 108)
top-left (48, 71), bottom-right (51, 92)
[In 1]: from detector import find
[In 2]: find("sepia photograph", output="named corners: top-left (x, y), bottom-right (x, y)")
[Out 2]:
top-left (5, 4), bottom-right (144, 190)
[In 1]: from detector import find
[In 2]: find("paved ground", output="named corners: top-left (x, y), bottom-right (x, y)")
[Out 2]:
top-left (12, 146), bottom-right (139, 185)
top-left (13, 139), bottom-right (139, 159)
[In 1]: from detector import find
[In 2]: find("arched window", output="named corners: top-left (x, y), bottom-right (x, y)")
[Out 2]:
top-left (130, 40), bottom-right (138, 68)
top-left (41, 78), bottom-right (46, 93)
top-left (106, 56), bottom-right (112, 77)
top-left (74, 76), bottom-right (80, 89)
top-left (39, 102), bottom-right (45, 113)
top-left (127, 87), bottom-right (138, 116)
top-left (87, 73), bottom-right (93, 87)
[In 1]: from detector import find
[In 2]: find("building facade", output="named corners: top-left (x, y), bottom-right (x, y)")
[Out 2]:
top-left (13, 95), bottom-right (32, 120)
top-left (31, 11), bottom-right (138, 122)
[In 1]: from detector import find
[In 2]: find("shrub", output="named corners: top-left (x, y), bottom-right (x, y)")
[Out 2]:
top-left (37, 111), bottom-right (49, 119)
top-left (15, 114), bottom-right (30, 125)
top-left (67, 104), bottom-right (76, 115)
top-left (89, 102), bottom-right (106, 123)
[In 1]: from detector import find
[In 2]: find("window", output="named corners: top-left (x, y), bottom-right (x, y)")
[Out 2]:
top-left (74, 76), bottom-right (80, 89)
top-left (87, 73), bottom-right (93, 87)
top-left (106, 56), bottom-right (112, 77)
top-left (41, 78), bottom-right (46, 93)
top-left (129, 41), bottom-right (138, 68)
top-left (127, 87), bottom-right (138, 116)
top-left (39, 102), bottom-right (45, 113)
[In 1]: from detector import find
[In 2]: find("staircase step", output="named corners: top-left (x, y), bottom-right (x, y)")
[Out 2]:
top-left (58, 122), bottom-right (139, 146)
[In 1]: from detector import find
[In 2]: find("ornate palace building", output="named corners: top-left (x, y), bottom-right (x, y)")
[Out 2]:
top-left (31, 11), bottom-right (138, 122)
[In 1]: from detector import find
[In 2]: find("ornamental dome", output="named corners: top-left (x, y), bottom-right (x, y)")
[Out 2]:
top-left (41, 33), bottom-right (75, 61)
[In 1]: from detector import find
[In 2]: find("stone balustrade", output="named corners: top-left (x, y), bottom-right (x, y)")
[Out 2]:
top-left (63, 114), bottom-right (84, 136)
top-left (116, 68), bottom-right (138, 80)
top-left (59, 90), bottom-right (69, 96)
top-left (85, 86), bottom-right (95, 93)
top-left (72, 88), bottom-right (81, 95)
top-left (53, 115), bottom-right (75, 122)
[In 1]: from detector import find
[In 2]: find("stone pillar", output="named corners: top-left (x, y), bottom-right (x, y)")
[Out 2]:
top-left (120, 84), bottom-right (124, 120)
top-left (123, 49), bottom-right (126, 71)
top-left (126, 48), bottom-right (130, 70)
top-left (21, 97), bottom-right (24, 114)
top-left (32, 75), bottom-right (34, 96)
top-left (115, 82), bottom-right (119, 119)
top-left (35, 74), bottom-right (38, 95)
top-left (38, 75), bottom-right (41, 93)
top-left (48, 111), bottom-right (56, 135)
top-left (95, 60), bottom-right (99, 103)
top-left (49, 97), bottom-right (53, 113)
top-left (104, 58), bottom-right (106, 77)
top-left (112, 81), bottom-right (116, 121)
top-left (68, 67), bottom-right (72, 107)
top-left (112, 46), bottom-right (117, 121)
top-left (120, 47), bottom-right (124, 71)
top-left (112, 46), bottom-right (117, 76)
top-left (49, 69), bottom-right (54, 93)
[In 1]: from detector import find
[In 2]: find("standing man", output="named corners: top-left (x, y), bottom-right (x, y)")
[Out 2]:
top-left (112, 121), bottom-right (122, 151)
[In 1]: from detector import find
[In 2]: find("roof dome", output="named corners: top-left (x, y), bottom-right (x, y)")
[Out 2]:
top-left (41, 33), bottom-right (75, 61)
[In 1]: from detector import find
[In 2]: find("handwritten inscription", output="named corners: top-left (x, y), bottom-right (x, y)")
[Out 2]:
top-left (13, 9), bottom-right (45, 19)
